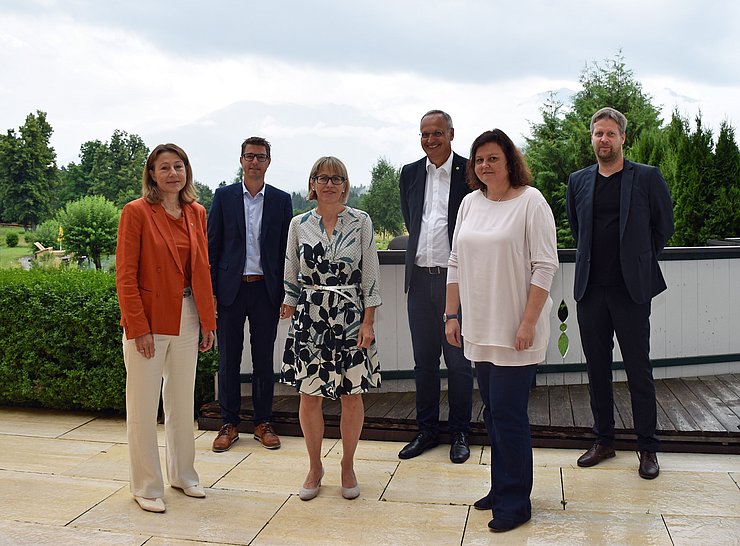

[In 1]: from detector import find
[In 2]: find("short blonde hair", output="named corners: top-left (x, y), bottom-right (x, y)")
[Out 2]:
top-left (142, 143), bottom-right (197, 204)
top-left (307, 156), bottom-right (350, 203)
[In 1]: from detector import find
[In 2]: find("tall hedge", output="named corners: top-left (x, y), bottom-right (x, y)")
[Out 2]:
top-left (0, 268), bottom-right (218, 412)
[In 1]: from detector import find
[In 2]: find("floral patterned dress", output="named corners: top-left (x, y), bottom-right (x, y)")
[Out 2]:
top-left (281, 207), bottom-right (382, 399)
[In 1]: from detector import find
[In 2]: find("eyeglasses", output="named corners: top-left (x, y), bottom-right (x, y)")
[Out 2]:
top-left (420, 130), bottom-right (446, 140)
top-left (241, 153), bottom-right (269, 163)
top-left (312, 175), bottom-right (346, 185)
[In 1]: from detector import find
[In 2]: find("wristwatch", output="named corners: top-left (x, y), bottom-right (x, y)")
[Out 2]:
top-left (442, 313), bottom-right (458, 323)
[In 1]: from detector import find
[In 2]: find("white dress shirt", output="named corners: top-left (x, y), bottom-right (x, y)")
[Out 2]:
top-left (414, 152), bottom-right (453, 268)
top-left (242, 183), bottom-right (264, 275)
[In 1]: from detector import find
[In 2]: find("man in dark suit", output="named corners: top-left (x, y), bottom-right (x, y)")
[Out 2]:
top-left (208, 136), bottom-right (292, 452)
top-left (566, 107), bottom-right (674, 479)
top-left (398, 110), bottom-right (474, 463)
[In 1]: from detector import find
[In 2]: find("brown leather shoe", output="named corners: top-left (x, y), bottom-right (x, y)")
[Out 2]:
top-left (254, 422), bottom-right (281, 449)
top-left (638, 451), bottom-right (660, 479)
top-left (577, 443), bottom-right (616, 467)
top-left (212, 423), bottom-right (239, 452)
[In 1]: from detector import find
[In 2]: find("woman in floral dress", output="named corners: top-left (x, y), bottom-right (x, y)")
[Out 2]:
top-left (280, 156), bottom-right (382, 501)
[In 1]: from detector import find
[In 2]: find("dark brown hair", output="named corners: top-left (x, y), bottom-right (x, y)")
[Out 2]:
top-left (466, 129), bottom-right (531, 191)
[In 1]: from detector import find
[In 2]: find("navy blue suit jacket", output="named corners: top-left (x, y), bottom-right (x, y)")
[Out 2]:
top-left (566, 160), bottom-right (674, 305)
top-left (399, 152), bottom-right (471, 292)
top-left (208, 182), bottom-right (292, 308)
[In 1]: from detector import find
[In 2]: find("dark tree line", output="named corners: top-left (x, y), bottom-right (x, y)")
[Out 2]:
top-left (525, 53), bottom-right (740, 247)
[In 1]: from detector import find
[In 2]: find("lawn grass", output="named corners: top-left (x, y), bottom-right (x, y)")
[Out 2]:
top-left (0, 225), bottom-right (33, 269)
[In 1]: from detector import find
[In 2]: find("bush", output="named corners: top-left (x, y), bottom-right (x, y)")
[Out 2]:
top-left (0, 268), bottom-right (218, 412)
top-left (33, 219), bottom-right (60, 249)
top-left (57, 196), bottom-right (120, 270)
top-left (5, 233), bottom-right (19, 247)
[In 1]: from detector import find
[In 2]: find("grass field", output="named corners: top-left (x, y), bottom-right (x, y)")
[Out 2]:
top-left (0, 225), bottom-right (32, 269)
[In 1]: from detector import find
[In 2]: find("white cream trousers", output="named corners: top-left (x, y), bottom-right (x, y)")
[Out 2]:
top-left (123, 295), bottom-right (200, 498)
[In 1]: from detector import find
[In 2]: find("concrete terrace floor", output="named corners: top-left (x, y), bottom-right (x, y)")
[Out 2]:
top-left (0, 407), bottom-right (738, 545)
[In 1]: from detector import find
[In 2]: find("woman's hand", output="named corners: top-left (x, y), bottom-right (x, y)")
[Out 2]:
top-left (280, 304), bottom-right (295, 320)
top-left (357, 322), bottom-right (375, 349)
top-left (514, 321), bottom-right (535, 351)
top-left (199, 329), bottom-right (215, 352)
top-left (445, 319), bottom-right (462, 348)
top-left (134, 333), bottom-right (155, 359)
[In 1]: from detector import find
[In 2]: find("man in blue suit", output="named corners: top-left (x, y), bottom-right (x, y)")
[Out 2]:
top-left (398, 110), bottom-right (473, 464)
top-left (208, 136), bottom-right (292, 452)
top-left (567, 108), bottom-right (674, 479)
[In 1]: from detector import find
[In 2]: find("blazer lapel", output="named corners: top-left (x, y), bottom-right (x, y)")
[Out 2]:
top-left (581, 165), bottom-right (598, 240)
top-left (260, 184), bottom-right (273, 248)
top-left (232, 183), bottom-right (247, 244)
top-left (150, 203), bottom-right (184, 274)
top-left (619, 160), bottom-right (634, 240)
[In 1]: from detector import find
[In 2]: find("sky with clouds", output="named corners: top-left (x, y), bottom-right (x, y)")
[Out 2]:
top-left (1, 0), bottom-right (739, 193)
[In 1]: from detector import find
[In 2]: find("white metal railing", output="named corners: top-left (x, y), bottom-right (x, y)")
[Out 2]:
top-left (238, 247), bottom-right (740, 385)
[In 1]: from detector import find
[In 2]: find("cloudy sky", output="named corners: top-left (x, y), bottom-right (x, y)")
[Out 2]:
top-left (2, 0), bottom-right (739, 193)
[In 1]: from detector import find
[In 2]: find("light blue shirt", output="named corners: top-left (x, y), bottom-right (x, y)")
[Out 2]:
top-left (242, 183), bottom-right (264, 275)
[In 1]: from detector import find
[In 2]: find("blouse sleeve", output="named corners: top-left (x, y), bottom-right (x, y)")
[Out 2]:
top-left (359, 212), bottom-right (382, 308)
top-left (527, 194), bottom-right (559, 292)
top-left (282, 216), bottom-right (301, 306)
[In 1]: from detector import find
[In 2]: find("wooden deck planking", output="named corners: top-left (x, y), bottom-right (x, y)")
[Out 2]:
top-left (663, 378), bottom-right (726, 432)
top-left (684, 377), bottom-right (740, 432)
top-left (198, 375), bottom-right (740, 453)
top-left (655, 381), bottom-right (700, 432)
top-left (528, 385), bottom-right (549, 427)
top-left (569, 384), bottom-right (593, 428)
top-left (548, 385), bottom-right (574, 428)
top-left (612, 382), bottom-right (632, 430)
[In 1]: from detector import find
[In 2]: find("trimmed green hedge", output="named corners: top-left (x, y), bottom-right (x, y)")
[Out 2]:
top-left (0, 268), bottom-right (218, 412)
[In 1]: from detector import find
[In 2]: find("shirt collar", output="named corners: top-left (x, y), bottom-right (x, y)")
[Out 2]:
top-left (426, 152), bottom-right (454, 175)
top-left (243, 182), bottom-right (265, 199)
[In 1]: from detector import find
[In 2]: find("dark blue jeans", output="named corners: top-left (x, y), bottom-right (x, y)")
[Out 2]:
top-left (476, 361), bottom-right (536, 525)
top-left (577, 283), bottom-right (659, 451)
top-left (407, 266), bottom-right (473, 435)
top-left (217, 280), bottom-right (279, 426)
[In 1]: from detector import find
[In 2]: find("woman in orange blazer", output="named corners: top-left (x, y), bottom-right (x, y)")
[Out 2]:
top-left (116, 143), bottom-right (216, 513)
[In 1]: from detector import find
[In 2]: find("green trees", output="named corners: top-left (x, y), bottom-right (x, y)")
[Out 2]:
top-left (58, 130), bottom-right (149, 209)
top-left (0, 111), bottom-right (58, 228)
top-left (57, 196), bottom-right (120, 269)
top-left (526, 54), bottom-right (663, 247)
top-left (361, 158), bottom-right (404, 238)
top-left (194, 181), bottom-right (214, 213)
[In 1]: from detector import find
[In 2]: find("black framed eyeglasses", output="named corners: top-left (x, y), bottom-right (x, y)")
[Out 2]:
top-left (312, 175), bottom-right (346, 185)
top-left (241, 153), bottom-right (269, 163)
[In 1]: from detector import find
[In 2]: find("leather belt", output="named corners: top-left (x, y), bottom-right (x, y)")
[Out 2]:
top-left (242, 275), bottom-right (265, 282)
top-left (415, 265), bottom-right (447, 275)
top-left (183, 287), bottom-right (192, 297)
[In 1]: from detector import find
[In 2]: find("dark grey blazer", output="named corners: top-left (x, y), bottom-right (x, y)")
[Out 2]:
top-left (566, 159), bottom-right (674, 304)
top-left (399, 152), bottom-right (471, 293)
top-left (207, 182), bottom-right (292, 308)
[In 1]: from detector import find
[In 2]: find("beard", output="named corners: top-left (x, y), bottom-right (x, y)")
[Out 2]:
top-left (596, 146), bottom-right (620, 164)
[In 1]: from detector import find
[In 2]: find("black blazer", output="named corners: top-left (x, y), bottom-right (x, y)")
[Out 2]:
top-left (566, 160), bottom-right (674, 304)
top-left (208, 182), bottom-right (293, 308)
top-left (399, 152), bottom-right (471, 292)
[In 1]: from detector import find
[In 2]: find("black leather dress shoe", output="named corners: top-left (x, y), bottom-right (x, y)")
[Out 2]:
top-left (449, 431), bottom-right (470, 464)
top-left (638, 451), bottom-right (660, 479)
top-left (398, 432), bottom-right (439, 459)
top-left (473, 491), bottom-right (494, 510)
top-left (488, 516), bottom-right (530, 533)
top-left (577, 443), bottom-right (616, 467)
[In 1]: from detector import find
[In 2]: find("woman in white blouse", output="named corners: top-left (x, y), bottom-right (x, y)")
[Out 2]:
top-left (445, 129), bottom-right (558, 533)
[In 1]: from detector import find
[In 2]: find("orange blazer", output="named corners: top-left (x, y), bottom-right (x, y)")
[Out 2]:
top-left (116, 198), bottom-right (217, 339)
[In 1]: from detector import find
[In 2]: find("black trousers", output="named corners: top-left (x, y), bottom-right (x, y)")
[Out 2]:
top-left (576, 283), bottom-right (659, 452)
